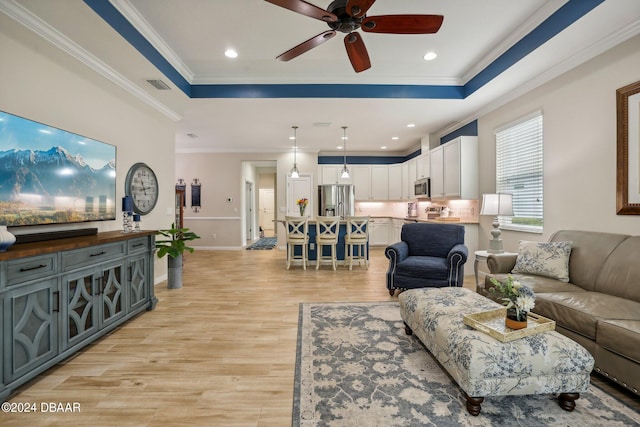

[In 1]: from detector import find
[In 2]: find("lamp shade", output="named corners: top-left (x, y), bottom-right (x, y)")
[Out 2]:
top-left (480, 193), bottom-right (514, 216)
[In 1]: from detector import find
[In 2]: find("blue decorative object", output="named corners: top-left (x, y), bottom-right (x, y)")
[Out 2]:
top-left (122, 195), bottom-right (133, 212)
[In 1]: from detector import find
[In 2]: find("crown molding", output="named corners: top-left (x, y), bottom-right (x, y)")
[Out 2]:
top-left (0, 0), bottom-right (182, 121)
top-left (437, 18), bottom-right (640, 139)
top-left (190, 74), bottom-right (462, 86)
top-left (460, 0), bottom-right (568, 84)
top-left (110, 0), bottom-right (195, 83)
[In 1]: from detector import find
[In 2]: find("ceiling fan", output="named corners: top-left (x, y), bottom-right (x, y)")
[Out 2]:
top-left (265, 0), bottom-right (444, 73)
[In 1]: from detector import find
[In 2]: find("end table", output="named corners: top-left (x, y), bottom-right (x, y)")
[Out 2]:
top-left (474, 250), bottom-right (517, 292)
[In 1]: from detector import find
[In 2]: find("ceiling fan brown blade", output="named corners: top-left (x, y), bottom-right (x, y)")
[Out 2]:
top-left (276, 30), bottom-right (337, 62)
top-left (345, 0), bottom-right (376, 18)
top-left (344, 32), bottom-right (371, 73)
top-left (264, 0), bottom-right (337, 22)
top-left (361, 15), bottom-right (444, 34)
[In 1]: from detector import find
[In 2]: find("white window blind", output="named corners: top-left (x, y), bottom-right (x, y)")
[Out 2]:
top-left (495, 113), bottom-right (543, 232)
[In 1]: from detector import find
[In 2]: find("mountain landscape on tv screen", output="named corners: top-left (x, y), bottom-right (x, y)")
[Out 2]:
top-left (0, 146), bottom-right (116, 226)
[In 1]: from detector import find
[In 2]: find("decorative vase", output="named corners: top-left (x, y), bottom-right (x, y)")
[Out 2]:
top-left (0, 226), bottom-right (16, 252)
top-left (299, 206), bottom-right (305, 217)
top-left (505, 307), bottom-right (528, 330)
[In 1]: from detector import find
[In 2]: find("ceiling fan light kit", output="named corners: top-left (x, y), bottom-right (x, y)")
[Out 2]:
top-left (266, 0), bottom-right (443, 73)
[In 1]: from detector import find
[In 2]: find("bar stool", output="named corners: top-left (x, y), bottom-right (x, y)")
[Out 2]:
top-left (344, 216), bottom-right (370, 270)
top-left (285, 216), bottom-right (309, 270)
top-left (315, 216), bottom-right (340, 270)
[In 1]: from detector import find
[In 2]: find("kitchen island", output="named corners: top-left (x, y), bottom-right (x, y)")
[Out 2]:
top-left (278, 219), bottom-right (367, 264)
top-left (277, 216), bottom-right (478, 273)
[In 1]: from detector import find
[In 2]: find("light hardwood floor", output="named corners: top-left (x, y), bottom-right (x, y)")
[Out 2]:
top-left (3, 248), bottom-right (638, 426)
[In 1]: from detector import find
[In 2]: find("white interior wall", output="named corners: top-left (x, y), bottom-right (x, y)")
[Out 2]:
top-left (0, 13), bottom-right (177, 283)
top-left (176, 151), bottom-right (318, 249)
top-left (477, 34), bottom-right (640, 251)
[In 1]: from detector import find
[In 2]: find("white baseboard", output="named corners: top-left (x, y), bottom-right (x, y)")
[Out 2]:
top-left (154, 274), bottom-right (167, 286)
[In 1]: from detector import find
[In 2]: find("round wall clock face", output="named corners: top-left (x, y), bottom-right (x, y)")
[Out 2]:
top-left (125, 162), bottom-right (159, 215)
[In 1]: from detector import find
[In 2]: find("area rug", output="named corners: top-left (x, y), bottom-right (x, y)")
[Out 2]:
top-left (293, 301), bottom-right (640, 427)
top-left (246, 237), bottom-right (277, 250)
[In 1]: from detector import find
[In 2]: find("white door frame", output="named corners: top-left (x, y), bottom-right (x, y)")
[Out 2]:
top-left (245, 180), bottom-right (254, 241)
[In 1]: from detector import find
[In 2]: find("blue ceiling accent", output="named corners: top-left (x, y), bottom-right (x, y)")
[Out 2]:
top-left (319, 155), bottom-right (407, 165)
top-left (191, 84), bottom-right (463, 99)
top-left (84, 0), bottom-right (191, 96)
top-left (83, 0), bottom-right (602, 101)
top-left (464, 0), bottom-right (605, 97)
top-left (440, 120), bottom-right (478, 144)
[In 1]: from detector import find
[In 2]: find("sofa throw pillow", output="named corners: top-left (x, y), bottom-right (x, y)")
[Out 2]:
top-left (511, 240), bottom-right (572, 282)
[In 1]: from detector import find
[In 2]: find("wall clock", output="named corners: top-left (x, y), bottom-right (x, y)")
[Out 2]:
top-left (125, 162), bottom-right (159, 215)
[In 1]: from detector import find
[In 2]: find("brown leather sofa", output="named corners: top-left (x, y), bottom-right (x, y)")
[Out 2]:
top-left (480, 230), bottom-right (640, 396)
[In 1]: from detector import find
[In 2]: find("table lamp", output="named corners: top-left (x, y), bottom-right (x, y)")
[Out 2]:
top-left (480, 193), bottom-right (513, 253)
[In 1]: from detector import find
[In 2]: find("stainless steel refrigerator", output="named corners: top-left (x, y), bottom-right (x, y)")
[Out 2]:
top-left (318, 184), bottom-right (355, 219)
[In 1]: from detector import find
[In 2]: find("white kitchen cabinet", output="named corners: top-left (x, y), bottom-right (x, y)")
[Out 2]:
top-left (351, 165), bottom-right (370, 200)
top-left (429, 146), bottom-right (444, 199)
top-left (369, 218), bottom-right (390, 246)
top-left (430, 136), bottom-right (478, 200)
top-left (319, 165), bottom-right (338, 184)
top-left (352, 165), bottom-right (390, 201)
top-left (370, 165), bottom-right (389, 200)
top-left (391, 219), bottom-right (404, 243)
top-left (416, 152), bottom-right (430, 179)
top-left (401, 162), bottom-right (409, 200)
top-left (388, 164), bottom-right (402, 200)
top-left (407, 158), bottom-right (417, 198)
top-left (320, 165), bottom-right (352, 184)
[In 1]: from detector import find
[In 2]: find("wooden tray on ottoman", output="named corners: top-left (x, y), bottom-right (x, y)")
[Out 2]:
top-left (463, 308), bottom-right (556, 342)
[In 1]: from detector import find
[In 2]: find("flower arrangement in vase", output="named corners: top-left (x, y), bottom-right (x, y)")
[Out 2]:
top-left (489, 275), bottom-right (535, 330)
top-left (297, 198), bottom-right (308, 217)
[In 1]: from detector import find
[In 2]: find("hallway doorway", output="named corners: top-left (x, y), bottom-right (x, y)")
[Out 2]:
top-left (259, 188), bottom-right (275, 237)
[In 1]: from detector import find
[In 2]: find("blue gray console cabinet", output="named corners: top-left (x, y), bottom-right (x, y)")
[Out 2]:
top-left (0, 230), bottom-right (157, 401)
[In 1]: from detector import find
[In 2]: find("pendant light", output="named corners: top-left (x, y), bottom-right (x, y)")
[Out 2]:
top-left (340, 126), bottom-right (350, 179)
top-left (290, 125), bottom-right (299, 178)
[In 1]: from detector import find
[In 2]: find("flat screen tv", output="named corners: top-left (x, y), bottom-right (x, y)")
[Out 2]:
top-left (0, 110), bottom-right (116, 227)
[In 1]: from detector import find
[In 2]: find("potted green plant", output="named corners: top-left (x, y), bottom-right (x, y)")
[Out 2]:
top-left (156, 224), bottom-right (200, 289)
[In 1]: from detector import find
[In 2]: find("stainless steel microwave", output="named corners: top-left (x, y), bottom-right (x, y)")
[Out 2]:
top-left (414, 178), bottom-right (430, 197)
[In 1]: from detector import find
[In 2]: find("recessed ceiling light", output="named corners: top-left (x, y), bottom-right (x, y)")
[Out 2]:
top-left (337, 146), bottom-right (343, 150)
top-left (423, 51), bottom-right (437, 61)
top-left (380, 146), bottom-right (387, 150)
top-left (225, 49), bottom-right (238, 58)
top-left (407, 123), bottom-right (415, 128)
top-left (391, 136), bottom-right (399, 140)
top-left (289, 136), bottom-right (295, 140)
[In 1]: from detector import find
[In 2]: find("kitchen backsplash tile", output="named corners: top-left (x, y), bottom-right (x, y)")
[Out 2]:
top-left (355, 199), bottom-right (479, 221)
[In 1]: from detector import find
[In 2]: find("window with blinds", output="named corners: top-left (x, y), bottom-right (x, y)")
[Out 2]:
top-left (495, 112), bottom-right (543, 233)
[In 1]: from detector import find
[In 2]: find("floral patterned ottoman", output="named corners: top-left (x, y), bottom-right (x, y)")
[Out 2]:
top-left (398, 287), bottom-right (594, 416)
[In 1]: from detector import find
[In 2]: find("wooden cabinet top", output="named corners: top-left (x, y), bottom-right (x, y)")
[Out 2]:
top-left (0, 230), bottom-right (157, 261)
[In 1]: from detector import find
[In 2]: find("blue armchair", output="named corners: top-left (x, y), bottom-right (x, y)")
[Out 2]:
top-left (385, 222), bottom-right (468, 295)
